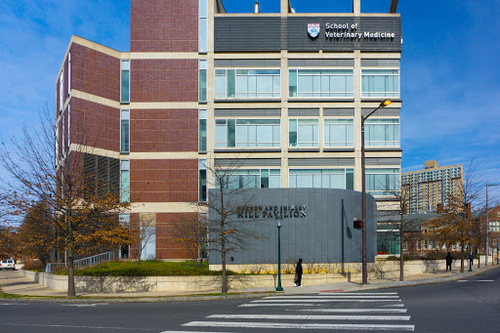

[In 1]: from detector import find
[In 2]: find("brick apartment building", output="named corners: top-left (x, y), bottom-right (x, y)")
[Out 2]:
top-left (55, 0), bottom-right (403, 260)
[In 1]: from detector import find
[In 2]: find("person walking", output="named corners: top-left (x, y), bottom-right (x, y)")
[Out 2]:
top-left (294, 258), bottom-right (303, 287)
top-left (446, 252), bottom-right (453, 271)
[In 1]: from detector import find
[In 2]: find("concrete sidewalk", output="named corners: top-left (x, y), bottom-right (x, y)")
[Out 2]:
top-left (1, 264), bottom-right (499, 302)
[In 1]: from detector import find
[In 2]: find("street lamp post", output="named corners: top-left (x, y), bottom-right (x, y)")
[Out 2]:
top-left (361, 99), bottom-right (392, 285)
top-left (486, 183), bottom-right (500, 266)
top-left (276, 215), bottom-right (283, 291)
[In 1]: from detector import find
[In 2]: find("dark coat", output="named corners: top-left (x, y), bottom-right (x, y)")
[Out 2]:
top-left (296, 261), bottom-right (303, 275)
top-left (446, 254), bottom-right (453, 265)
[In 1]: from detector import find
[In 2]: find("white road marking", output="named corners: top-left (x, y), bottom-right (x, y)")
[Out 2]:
top-left (477, 280), bottom-right (495, 282)
top-left (2, 323), bottom-right (156, 331)
top-left (61, 303), bottom-right (109, 307)
top-left (239, 303), bottom-right (318, 307)
top-left (319, 292), bottom-right (399, 295)
top-left (183, 321), bottom-right (415, 331)
top-left (207, 314), bottom-right (411, 321)
top-left (294, 308), bottom-right (407, 313)
top-left (160, 331), bottom-right (235, 333)
top-left (381, 304), bottom-right (405, 307)
top-left (252, 299), bottom-right (401, 303)
top-left (265, 295), bottom-right (400, 299)
top-left (0, 303), bottom-right (26, 306)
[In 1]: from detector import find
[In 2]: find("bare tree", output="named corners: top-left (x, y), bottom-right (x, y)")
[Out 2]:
top-left (129, 213), bottom-right (157, 263)
top-left (0, 105), bottom-right (136, 296)
top-left (430, 160), bottom-right (483, 273)
top-left (197, 159), bottom-right (260, 294)
top-left (171, 213), bottom-right (207, 266)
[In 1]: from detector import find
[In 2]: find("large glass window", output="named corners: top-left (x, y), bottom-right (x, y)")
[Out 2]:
top-left (289, 69), bottom-right (353, 98)
top-left (366, 168), bottom-right (400, 196)
top-left (199, 159), bottom-right (207, 202)
top-left (362, 69), bottom-right (399, 98)
top-left (199, 0), bottom-right (207, 53)
top-left (365, 119), bottom-right (400, 147)
top-left (215, 69), bottom-right (280, 99)
top-left (120, 160), bottom-right (130, 203)
top-left (289, 169), bottom-right (354, 190)
top-left (121, 60), bottom-right (130, 103)
top-left (215, 119), bottom-right (280, 148)
top-left (289, 119), bottom-right (319, 147)
top-left (199, 60), bottom-right (207, 102)
top-left (216, 169), bottom-right (281, 189)
top-left (199, 109), bottom-right (207, 152)
top-left (324, 119), bottom-right (354, 147)
top-left (121, 110), bottom-right (130, 153)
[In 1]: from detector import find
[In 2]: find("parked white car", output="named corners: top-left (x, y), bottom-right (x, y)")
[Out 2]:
top-left (0, 259), bottom-right (16, 270)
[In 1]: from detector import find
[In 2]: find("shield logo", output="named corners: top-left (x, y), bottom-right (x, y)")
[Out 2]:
top-left (307, 23), bottom-right (320, 38)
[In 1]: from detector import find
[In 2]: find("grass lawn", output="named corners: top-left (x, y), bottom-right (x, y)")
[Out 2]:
top-left (55, 261), bottom-right (235, 277)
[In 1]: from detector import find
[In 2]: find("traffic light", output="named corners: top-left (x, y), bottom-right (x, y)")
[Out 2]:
top-left (353, 218), bottom-right (362, 229)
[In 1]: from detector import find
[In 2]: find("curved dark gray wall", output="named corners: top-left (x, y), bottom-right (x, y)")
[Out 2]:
top-left (208, 188), bottom-right (377, 265)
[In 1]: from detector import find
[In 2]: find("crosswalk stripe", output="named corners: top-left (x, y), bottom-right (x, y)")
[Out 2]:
top-left (160, 331), bottom-right (235, 333)
top-left (207, 314), bottom-right (411, 321)
top-left (381, 304), bottom-right (405, 307)
top-left (295, 309), bottom-right (407, 313)
top-left (265, 295), bottom-right (400, 299)
top-left (252, 299), bottom-right (401, 303)
top-left (183, 321), bottom-right (415, 331)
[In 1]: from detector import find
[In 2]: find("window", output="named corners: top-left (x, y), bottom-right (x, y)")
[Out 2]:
top-left (59, 71), bottom-right (64, 111)
top-left (120, 60), bottom-right (130, 103)
top-left (199, 109), bottom-right (207, 152)
top-left (324, 119), bottom-right (354, 147)
top-left (366, 168), bottom-right (400, 196)
top-left (67, 52), bottom-right (71, 96)
top-left (120, 110), bottom-right (130, 153)
top-left (289, 169), bottom-right (354, 190)
top-left (362, 69), bottom-right (399, 98)
top-left (215, 69), bottom-right (280, 99)
top-left (120, 160), bottom-right (130, 203)
top-left (199, 159), bottom-right (207, 201)
top-left (215, 119), bottom-right (280, 148)
top-left (289, 69), bottom-right (353, 98)
top-left (216, 169), bottom-right (281, 189)
top-left (365, 119), bottom-right (400, 147)
top-left (199, 0), bottom-right (208, 53)
top-left (289, 119), bottom-right (319, 147)
top-left (199, 60), bottom-right (207, 102)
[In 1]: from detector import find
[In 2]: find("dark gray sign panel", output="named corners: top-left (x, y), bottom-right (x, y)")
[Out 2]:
top-left (208, 188), bottom-right (377, 265)
top-left (214, 16), bottom-right (402, 52)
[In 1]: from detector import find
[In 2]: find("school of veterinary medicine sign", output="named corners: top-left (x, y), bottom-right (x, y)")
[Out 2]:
top-left (214, 16), bottom-right (402, 52)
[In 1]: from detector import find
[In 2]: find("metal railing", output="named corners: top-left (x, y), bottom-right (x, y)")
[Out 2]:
top-left (45, 252), bottom-right (116, 274)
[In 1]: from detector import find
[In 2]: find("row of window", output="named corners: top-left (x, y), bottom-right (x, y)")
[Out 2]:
top-left (210, 117), bottom-right (399, 150)
top-left (119, 60), bottom-right (399, 104)
top-left (119, 112), bottom-right (400, 154)
top-left (196, 165), bottom-right (399, 201)
top-left (203, 68), bottom-right (399, 102)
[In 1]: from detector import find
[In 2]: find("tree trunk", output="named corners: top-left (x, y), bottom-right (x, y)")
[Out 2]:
top-left (460, 247), bottom-right (465, 273)
top-left (221, 243), bottom-right (228, 294)
top-left (67, 248), bottom-right (76, 297)
top-left (399, 231), bottom-right (404, 281)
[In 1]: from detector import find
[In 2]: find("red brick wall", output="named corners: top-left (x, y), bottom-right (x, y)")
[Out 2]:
top-left (130, 59), bottom-right (198, 102)
top-left (130, 159), bottom-right (198, 203)
top-left (70, 97), bottom-right (120, 151)
top-left (71, 43), bottom-right (120, 101)
top-left (156, 212), bottom-right (198, 259)
top-left (130, 0), bottom-right (198, 52)
top-left (131, 109), bottom-right (198, 152)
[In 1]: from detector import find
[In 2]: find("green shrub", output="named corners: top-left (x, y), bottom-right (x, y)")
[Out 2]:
top-left (56, 260), bottom-right (236, 277)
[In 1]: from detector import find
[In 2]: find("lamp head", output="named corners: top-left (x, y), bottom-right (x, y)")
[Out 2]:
top-left (380, 100), bottom-right (392, 107)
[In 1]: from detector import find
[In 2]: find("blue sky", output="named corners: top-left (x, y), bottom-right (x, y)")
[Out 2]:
top-left (0, 0), bottom-right (499, 202)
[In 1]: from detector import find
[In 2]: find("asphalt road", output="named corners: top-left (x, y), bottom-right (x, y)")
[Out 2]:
top-left (1, 267), bottom-right (499, 332)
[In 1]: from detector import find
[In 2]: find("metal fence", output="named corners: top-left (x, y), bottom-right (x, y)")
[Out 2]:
top-left (45, 252), bottom-right (117, 274)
